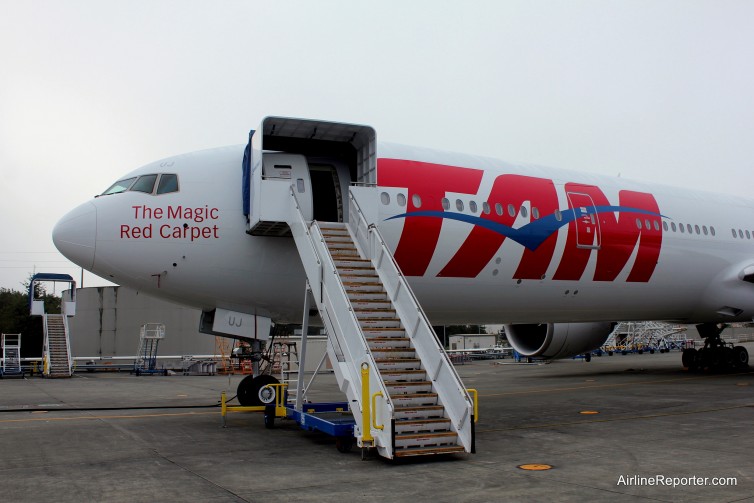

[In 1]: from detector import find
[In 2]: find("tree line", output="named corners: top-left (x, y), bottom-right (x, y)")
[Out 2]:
top-left (0, 281), bottom-right (61, 357)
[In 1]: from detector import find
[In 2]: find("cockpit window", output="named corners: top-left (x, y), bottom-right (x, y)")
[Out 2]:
top-left (99, 173), bottom-right (179, 197)
top-left (157, 174), bottom-right (179, 194)
top-left (129, 174), bottom-right (158, 193)
top-left (101, 177), bottom-right (136, 195)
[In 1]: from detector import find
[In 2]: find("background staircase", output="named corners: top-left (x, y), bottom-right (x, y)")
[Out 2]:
top-left (44, 314), bottom-right (72, 377)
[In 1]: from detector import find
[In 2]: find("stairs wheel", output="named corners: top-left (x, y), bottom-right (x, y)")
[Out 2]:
top-left (263, 405), bottom-right (276, 429)
top-left (734, 346), bottom-right (749, 368)
top-left (335, 437), bottom-right (354, 453)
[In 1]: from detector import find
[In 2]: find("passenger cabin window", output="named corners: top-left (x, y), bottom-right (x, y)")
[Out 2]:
top-left (101, 177), bottom-right (136, 196)
top-left (157, 174), bottom-right (179, 194)
top-left (130, 174), bottom-right (158, 193)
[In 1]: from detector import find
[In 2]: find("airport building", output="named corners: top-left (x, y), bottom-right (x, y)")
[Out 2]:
top-left (65, 286), bottom-right (328, 372)
top-left (448, 333), bottom-right (496, 351)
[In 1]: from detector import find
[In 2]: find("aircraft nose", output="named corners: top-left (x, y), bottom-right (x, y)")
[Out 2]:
top-left (53, 201), bottom-right (97, 269)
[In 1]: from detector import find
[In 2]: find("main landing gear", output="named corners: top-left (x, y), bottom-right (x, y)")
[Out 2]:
top-left (682, 323), bottom-right (749, 372)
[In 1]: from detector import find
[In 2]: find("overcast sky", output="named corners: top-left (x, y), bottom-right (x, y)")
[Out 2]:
top-left (1, 0), bottom-right (753, 291)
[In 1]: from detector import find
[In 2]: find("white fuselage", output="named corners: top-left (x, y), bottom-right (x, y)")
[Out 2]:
top-left (53, 142), bottom-right (754, 325)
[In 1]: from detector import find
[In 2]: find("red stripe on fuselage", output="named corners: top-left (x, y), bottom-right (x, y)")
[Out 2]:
top-left (378, 159), bottom-right (483, 276)
top-left (439, 175), bottom-right (559, 279)
top-left (379, 159), bottom-right (662, 283)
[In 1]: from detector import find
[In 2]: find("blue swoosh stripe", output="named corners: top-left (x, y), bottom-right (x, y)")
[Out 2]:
top-left (386, 206), bottom-right (666, 251)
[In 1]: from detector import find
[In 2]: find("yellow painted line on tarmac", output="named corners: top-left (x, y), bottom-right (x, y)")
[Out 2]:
top-left (477, 403), bottom-right (754, 433)
top-left (479, 371), bottom-right (754, 398)
top-left (0, 411), bottom-right (218, 424)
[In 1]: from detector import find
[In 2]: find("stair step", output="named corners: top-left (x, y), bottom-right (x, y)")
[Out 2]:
top-left (394, 445), bottom-right (466, 458)
top-left (394, 418), bottom-right (452, 434)
top-left (371, 348), bottom-right (416, 359)
top-left (359, 318), bottom-right (401, 328)
top-left (337, 267), bottom-right (377, 277)
top-left (334, 260), bottom-right (373, 270)
top-left (329, 249), bottom-right (360, 258)
top-left (351, 299), bottom-right (393, 309)
top-left (354, 308), bottom-right (397, 318)
top-left (394, 431), bottom-right (459, 449)
top-left (322, 229), bottom-right (351, 241)
top-left (391, 394), bottom-right (439, 408)
top-left (327, 243), bottom-right (357, 251)
top-left (343, 281), bottom-right (384, 293)
top-left (366, 337), bottom-right (412, 348)
top-left (375, 358), bottom-right (422, 370)
top-left (322, 232), bottom-right (352, 240)
top-left (348, 291), bottom-right (389, 301)
top-left (386, 381), bottom-right (433, 394)
top-left (379, 369), bottom-right (427, 380)
top-left (394, 405), bottom-right (446, 420)
top-left (363, 328), bottom-right (406, 337)
top-left (318, 222), bottom-right (347, 229)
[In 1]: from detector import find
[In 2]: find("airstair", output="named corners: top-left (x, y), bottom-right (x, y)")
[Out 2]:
top-left (29, 273), bottom-right (77, 378)
top-left (242, 117), bottom-right (475, 459)
top-left (287, 187), bottom-right (475, 458)
top-left (134, 323), bottom-right (167, 375)
top-left (44, 315), bottom-right (73, 377)
top-left (1, 333), bottom-right (23, 377)
top-left (271, 341), bottom-right (300, 395)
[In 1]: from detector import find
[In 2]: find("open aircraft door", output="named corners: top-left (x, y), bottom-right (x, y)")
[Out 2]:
top-left (245, 117), bottom-right (375, 236)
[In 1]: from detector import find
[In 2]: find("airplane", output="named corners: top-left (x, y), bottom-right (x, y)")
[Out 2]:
top-left (52, 117), bottom-right (754, 457)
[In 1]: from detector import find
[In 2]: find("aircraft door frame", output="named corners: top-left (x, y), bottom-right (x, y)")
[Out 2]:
top-left (290, 157), bottom-right (314, 221)
top-left (566, 191), bottom-right (602, 249)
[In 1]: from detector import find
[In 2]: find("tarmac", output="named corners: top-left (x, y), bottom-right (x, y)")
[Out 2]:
top-left (1, 345), bottom-right (753, 503)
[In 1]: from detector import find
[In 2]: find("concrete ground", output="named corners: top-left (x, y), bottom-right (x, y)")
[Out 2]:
top-left (1, 345), bottom-right (753, 503)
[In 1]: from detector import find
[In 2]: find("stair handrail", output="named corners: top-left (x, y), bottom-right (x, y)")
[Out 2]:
top-left (62, 314), bottom-right (73, 375)
top-left (42, 314), bottom-right (50, 377)
top-left (347, 189), bottom-right (475, 451)
top-left (288, 186), bottom-right (393, 450)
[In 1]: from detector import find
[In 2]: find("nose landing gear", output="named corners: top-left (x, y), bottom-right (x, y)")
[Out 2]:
top-left (683, 323), bottom-right (749, 372)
